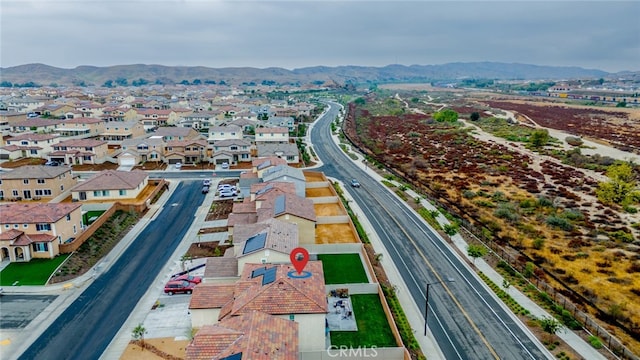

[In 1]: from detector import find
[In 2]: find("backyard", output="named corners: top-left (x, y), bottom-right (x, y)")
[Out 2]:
top-left (330, 294), bottom-right (396, 348)
top-left (318, 253), bottom-right (368, 284)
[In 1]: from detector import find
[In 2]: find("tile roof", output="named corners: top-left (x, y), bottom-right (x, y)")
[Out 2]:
top-left (204, 257), bottom-right (240, 278)
top-left (262, 165), bottom-right (305, 183)
top-left (251, 156), bottom-right (287, 168)
top-left (186, 311), bottom-right (298, 360)
top-left (257, 193), bottom-right (316, 222)
top-left (255, 127), bottom-right (288, 134)
top-left (70, 170), bottom-right (148, 191)
top-left (7, 133), bottom-right (59, 141)
top-left (227, 212), bottom-right (258, 228)
top-left (190, 284), bottom-right (236, 309)
top-left (257, 143), bottom-right (299, 157)
top-left (0, 165), bottom-right (71, 180)
top-left (12, 232), bottom-right (56, 246)
top-left (222, 262), bottom-right (327, 318)
top-left (235, 218), bottom-right (298, 257)
top-left (0, 203), bottom-right (82, 224)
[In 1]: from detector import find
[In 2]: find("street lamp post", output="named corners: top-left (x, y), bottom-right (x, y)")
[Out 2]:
top-left (424, 278), bottom-right (454, 336)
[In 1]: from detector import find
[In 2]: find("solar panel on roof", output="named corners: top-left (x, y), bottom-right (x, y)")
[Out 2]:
top-left (251, 267), bottom-right (268, 278)
top-left (273, 194), bottom-right (286, 216)
top-left (257, 160), bottom-right (271, 170)
top-left (262, 267), bottom-right (277, 285)
top-left (243, 232), bottom-right (267, 254)
top-left (255, 184), bottom-right (273, 196)
top-left (220, 353), bottom-right (242, 360)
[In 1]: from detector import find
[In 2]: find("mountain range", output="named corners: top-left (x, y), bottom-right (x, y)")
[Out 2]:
top-left (0, 62), bottom-right (626, 87)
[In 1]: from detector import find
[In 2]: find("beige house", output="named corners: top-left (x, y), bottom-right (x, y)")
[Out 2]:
top-left (232, 218), bottom-right (298, 273)
top-left (10, 118), bottom-right (62, 134)
top-left (0, 202), bottom-right (83, 262)
top-left (0, 165), bottom-right (76, 201)
top-left (119, 136), bottom-right (165, 165)
top-left (255, 126), bottom-right (289, 144)
top-left (54, 117), bottom-right (106, 137)
top-left (164, 139), bottom-right (208, 165)
top-left (2, 133), bottom-right (61, 160)
top-left (102, 121), bottom-right (145, 142)
top-left (189, 262), bottom-right (327, 352)
top-left (70, 170), bottom-right (149, 202)
top-left (256, 193), bottom-right (316, 244)
top-left (48, 138), bottom-right (109, 165)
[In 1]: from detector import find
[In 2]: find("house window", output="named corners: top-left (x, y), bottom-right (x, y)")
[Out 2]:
top-left (241, 154), bottom-right (249, 159)
top-left (93, 191), bottom-right (100, 197)
top-left (60, 185), bottom-right (64, 191)
top-left (13, 224), bottom-right (19, 228)
top-left (66, 214), bottom-right (71, 221)
top-left (37, 179), bottom-right (45, 184)
top-left (73, 225), bottom-right (77, 234)
top-left (286, 156), bottom-right (295, 161)
top-left (23, 179), bottom-right (29, 184)
top-left (12, 190), bottom-right (19, 197)
top-left (4, 224), bottom-right (9, 229)
top-left (36, 223), bottom-right (51, 231)
top-left (24, 224), bottom-right (28, 228)
top-left (289, 314), bottom-right (295, 321)
top-left (21, 141), bottom-right (28, 145)
top-left (33, 242), bottom-right (49, 252)
top-left (102, 190), bottom-right (110, 196)
top-left (30, 149), bottom-right (38, 155)
top-left (119, 189), bottom-right (126, 196)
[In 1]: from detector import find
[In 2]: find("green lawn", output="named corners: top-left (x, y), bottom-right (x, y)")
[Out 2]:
top-left (331, 294), bottom-right (397, 347)
top-left (318, 254), bottom-right (368, 284)
top-left (0, 254), bottom-right (70, 286)
top-left (82, 210), bottom-right (105, 225)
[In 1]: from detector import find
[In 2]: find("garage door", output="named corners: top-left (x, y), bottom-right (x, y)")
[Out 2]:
top-left (120, 158), bottom-right (135, 166)
top-left (168, 158), bottom-right (181, 164)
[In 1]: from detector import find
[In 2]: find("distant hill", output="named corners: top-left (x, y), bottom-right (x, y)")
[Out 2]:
top-left (0, 62), bottom-right (615, 87)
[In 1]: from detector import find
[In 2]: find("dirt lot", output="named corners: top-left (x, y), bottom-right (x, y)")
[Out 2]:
top-left (316, 223), bottom-right (358, 244)
top-left (120, 338), bottom-right (188, 360)
top-left (184, 241), bottom-right (232, 259)
top-left (204, 200), bottom-right (233, 221)
top-left (345, 93), bottom-right (640, 354)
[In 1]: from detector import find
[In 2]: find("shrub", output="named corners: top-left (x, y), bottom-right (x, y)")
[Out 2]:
top-left (537, 196), bottom-right (554, 208)
top-left (443, 224), bottom-right (458, 236)
top-left (494, 203), bottom-right (520, 223)
top-left (462, 190), bottom-right (477, 199)
top-left (532, 238), bottom-right (545, 250)
top-left (588, 335), bottom-right (603, 349)
top-left (546, 216), bottom-right (574, 231)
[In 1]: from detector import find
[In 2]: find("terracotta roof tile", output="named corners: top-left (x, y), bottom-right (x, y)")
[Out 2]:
top-left (190, 284), bottom-right (235, 309)
top-left (0, 203), bottom-right (81, 224)
top-left (70, 170), bottom-right (147, 191)
top-left (0, 165), bottom-right (72, 180)
top-left (204, 257), bottom-right (240, 278)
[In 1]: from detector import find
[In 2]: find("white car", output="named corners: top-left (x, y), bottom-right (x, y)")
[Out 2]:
top-left (219, 190), bottom-right (236, 198)
top-left (202, 179), bottom-right (211, 186)
top-left (221, 162), bottom-right (229, 169)
top-left (217, 184), bottom-right (236, 191)
top-left (175, 162), bottom-right (182, 169)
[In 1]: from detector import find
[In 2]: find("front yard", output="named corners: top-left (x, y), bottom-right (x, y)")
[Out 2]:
top-left (0, 254), bottom-right (70, 286)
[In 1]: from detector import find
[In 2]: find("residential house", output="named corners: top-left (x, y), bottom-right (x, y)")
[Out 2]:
top-left (229, 117), bottom-right (259, 134)
top-left (101, 107), bottom-right (138, 122)
top-left (256, 143), bottom-right (299, 164)
top-left (165, 139), bottom-right (208, 165)
top-left (55, 117), bottom-right (106, 137)
top-left (207, 125), bottom-right (243, 145)
top-left (102, 121), bottom-right (145, 142)
top-left (266, 116), bottom-right (295, 132)
top-left (35, 103), bottom-right (75, 118)
top-left (232, 218), bottom-right (298, 272)
top-left (70, 170), bottom-right (149, 202)
top-left (4, 97), bottom-right (46, 113)
top-left (154, 127), bottom-right (203, 142)
top-left (255, 193), bottom-right (316, 243)
top-left (252, 157), bottom-right (288, 178)
top-left (255, 126), bottom-right (289, 144)
top-left (0, 202), bottom-right (83, 262)
top-left (211, 139), bottom-right (252, 165)
top-left (0, 165), bottom-right (76, 201)
top-left (186, 311), bottom-right (298, 360)
top-left (10, 118), bottom-right (62, 134)
top-left (189, 261), bottom-right (327, 352)
top-left (48, 139), bottom-right (109, 165)
top-left (119, 136), bottom-right (165, 165)
top-left (262, 165), bottom-right (306, 198)
top-left (1, 133), bottom-right (60, 160)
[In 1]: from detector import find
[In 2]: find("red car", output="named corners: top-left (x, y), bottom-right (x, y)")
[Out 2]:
top-left (171, 274), bottom-right (202, 284)
top-left (164, 280), bottom-right (195, 295)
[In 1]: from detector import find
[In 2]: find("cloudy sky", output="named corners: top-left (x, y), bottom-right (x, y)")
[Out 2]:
top-left (1, 0), bottom-right (639, 72)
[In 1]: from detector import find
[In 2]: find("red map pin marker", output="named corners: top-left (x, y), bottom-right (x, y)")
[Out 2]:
top-left (290, 247), bottom-right (309, 274)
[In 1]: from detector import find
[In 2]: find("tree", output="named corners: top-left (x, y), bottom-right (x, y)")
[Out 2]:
top-left (132, 323), bottom-right (146, 349)
top-left (443, 223), bottom-right (458, 236)
top-left (179, 80), bottom-right (190, 85)
top-left (502, 279), bottom-right (511, 293)
top-left (467, 244), bottom-right (487, 264)
top-left (470, 112), bottom-right (480, 121)
top-left (0, 81), bottom-right (12, 87)
top-left (596, 162), bottom-right (639, 205)
top-left (538, 317), bottom-right (562, 339)
top-left (529, 129), bottom-right (549, 148)
top-left (608, 302), bottom-right (627, 322)
top-left (433, 109), bottom-right (459, 122)
top-left (192, 79), bottom-right (202, 85)
top-left (115, 77), bottom-right (128, 86)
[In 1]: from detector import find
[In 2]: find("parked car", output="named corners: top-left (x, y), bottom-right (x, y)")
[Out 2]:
top-left (217, 184), bottom-right (236, 192)
top-left (219, 190), bottom-right (236, 198)
top-left (221, 162), bottom-right (229, 169)
top-left (202, 186), bottom-right (210, 194)
top-left (171, 274), bottom-right (202, 284)
top-left (350, 179), bottom-right (361, 188)
top-left (175, 162), bottom-right (182, 169)
top-left (45, 160), bottom-right (60, 166)
top-left (202, 179), bottom-right (211, 186)
top-left (164, 280), bottom-right (195, 295)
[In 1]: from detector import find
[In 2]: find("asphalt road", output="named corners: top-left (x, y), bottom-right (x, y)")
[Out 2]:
top-left (0, 295), bottom-right (57, 329)
top-left (313, 102), bottom-right (549, 360)
top-left (18, 181), bottom-right (204, 360)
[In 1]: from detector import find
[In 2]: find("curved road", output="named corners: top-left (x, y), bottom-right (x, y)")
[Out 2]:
top-left (313, 102), bottom-right (550, 360)
top-left (18, 181), bottom-right (204, 360)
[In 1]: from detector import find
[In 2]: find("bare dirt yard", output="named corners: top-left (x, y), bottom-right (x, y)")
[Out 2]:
top-left (344, 92), bottom-right (640, 355)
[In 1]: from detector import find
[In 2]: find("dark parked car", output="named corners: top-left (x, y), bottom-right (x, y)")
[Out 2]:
top-left (202, 185), bottom-right (210, 194)
top-left (45, 161), bottom-right (60, 166)
top-left (164, 280), bottom-right (195, 295)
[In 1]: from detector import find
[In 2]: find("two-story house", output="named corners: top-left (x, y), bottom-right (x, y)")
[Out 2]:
top-left (164, 139), bottom-right (208, 165)
top-left (119, 136), bottom-right (165, 166)
top-left (207, 125), bottom-right (243, 147)
top-left (211, 139), bottom-right (252, 165)
top-left (1, 133), bottom-right (61, 160)
top-left (10, 118), bottom-right (62, 134)
top-left (55, 117), bottom-right (106, 138)
top-left (0, 202), bottom-right (83, 262)
top-left (102, 121), bottom-right (145, 142)
top-left (255, 126), bottom-right (289, 144)
top-left (70, 170), bottom-right (149, 202)
top-left (0, 165), bottom-right (75, 201)
top-left (48, 138), bottom-right (109, 165)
